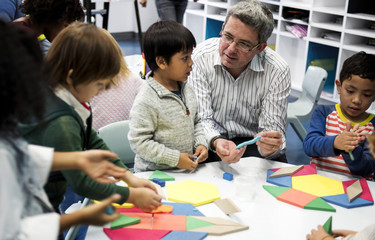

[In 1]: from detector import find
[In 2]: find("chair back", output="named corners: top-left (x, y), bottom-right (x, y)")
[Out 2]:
top-left (98, 120), bottom-right (135, 167)
top-left (302, 66), bottom-right (328, 104)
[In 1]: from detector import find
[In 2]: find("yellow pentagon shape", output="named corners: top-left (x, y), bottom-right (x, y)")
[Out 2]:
top-left (167, 180), bottom-right (220, 206)
top-left (292, 174), bottom-right (344, 197)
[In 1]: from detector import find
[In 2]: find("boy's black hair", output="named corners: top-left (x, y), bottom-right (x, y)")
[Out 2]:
top-left (20, 0), bottom-right (84, 25)
top-left (340, 51), bottom-right (375, 83)
top-left (143, 20), bottom-right (196, 72)
top-left (0, 20), bottom-right (45, 135)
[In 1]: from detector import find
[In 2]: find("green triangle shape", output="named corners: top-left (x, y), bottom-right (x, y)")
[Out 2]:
top-left (110, 214), bottom-right (140, 230)
top-left (322, 216), bottom-right (333, 235)
top-left (304, 197), bottom-right (336, 212)
top-left (263, 185), bottom-right (291, 198)
top-left (148, 170), bottom-right (175, 181)
top-left (186, 216), bottom-right (215, 231)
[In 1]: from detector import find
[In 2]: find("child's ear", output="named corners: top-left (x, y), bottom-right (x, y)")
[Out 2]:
top-left (155, 56), bottom-right (167, 70)
top-left (335, 79), bottom-right (342, 94)
top-left (66, 69), bottom-right (74, 86)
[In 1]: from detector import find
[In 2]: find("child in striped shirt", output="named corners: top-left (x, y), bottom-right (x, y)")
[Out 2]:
top-left (303, 51), bottom-right (375, 179)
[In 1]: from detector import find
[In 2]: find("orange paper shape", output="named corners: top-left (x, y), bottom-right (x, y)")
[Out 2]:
top-left (277, 188), bottom-right (317, 208)
top-left (152, 214), bottom-right (186, 231)
top-left (151, 205), bottom-right (173, 213)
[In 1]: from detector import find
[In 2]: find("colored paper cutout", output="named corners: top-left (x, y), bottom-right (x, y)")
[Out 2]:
top-left (151, 204), bottom-right (173, 213)
top-left (163, 202), bottom-right (204, 216)
top-left (110, 214), bottom-right (140, 230)
top-left (271, 164), bottom-right (317, 177)
top-left (277, 188), bottom-right (317, 208)
top-left (152, 214), bottom-right (186, 231)
top-left (167, 180), bottom-right (220, 206)
top-left (265, 166), bottom-right (374, 211)
top-left (188, 216), bottom-right (249, 235)
top-left (103, 228), bottom-right (170, 240)
top-left (304, 197), bottom-right (336, 212)
top-left (263, 185), bottom-right (291, 198)
top-left (269, 165), bottom-right (303, 178)
top-left (323, 216), bottom-right (332, 235)
top-left (343, 178), bottom-right (373, 202)
top-left (148, 170), bottom-right (175, 181)
top-left (292, 174), bottom-right (345, 197)
top-left (266, 170), bottom-right (292, 187)
top-left (214, 198), bottom-right (240, 214)
top-left (322, 194), bottom-right (374, 208)
top-left (186, 216), bottom-right (214, 231)
top-left (93, 199), bottom-right (134, 208)
top-left (346, 180), bottom-right (362, 202)
top-left (161, 231), bottom-right (208, 240)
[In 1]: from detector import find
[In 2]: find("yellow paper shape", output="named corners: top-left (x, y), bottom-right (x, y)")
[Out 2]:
top-left (292, 174), bottom-right (344, 197)
top-left (167, 180), bottom-right (220, 206)
top-left (93, 200), bottom-right (134, 208)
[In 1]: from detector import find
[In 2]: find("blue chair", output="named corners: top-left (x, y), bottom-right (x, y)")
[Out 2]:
top-left (287, 66), bottom-right (328, 141)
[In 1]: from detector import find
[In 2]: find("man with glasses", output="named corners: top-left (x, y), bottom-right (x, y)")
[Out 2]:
top-left (189, 0), bottom-right (291, 164)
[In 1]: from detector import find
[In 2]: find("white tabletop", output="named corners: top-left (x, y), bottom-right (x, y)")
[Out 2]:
top-left (86, 157), bottom-right (375, 240)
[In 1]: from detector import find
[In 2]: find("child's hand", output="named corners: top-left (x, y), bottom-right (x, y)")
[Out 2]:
top-left (194, 145), bottom-right (208, 163)
top-left (127, 187), bottom-right (162, 212)
top-left (334, 121), bottom-right (360, 152)
top-left (121, 172), bottom-right (157, 194)
top-left (332, 229), bottom-right (358, 238)
top-left (177, 153), bottom-right (198, 170)
top-left (77, 150), bottom-right (126, 184)
top-left (306, 225), bottom-right (335, 240)
top-left (79, 194), bottom-right (121, 226)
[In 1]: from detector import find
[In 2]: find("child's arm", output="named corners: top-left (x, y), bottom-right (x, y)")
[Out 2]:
top-left (52, 150), bottom-right (126, 184)
top-left (303, 105), bottom-right (339, 157)
top-left (59, 194), bottom-right (121, 232)
top-left (342, 138), bottom-right (375, 176)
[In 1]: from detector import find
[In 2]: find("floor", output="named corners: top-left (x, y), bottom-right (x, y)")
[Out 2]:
top-left (117, 39), bottom-right (312, 166)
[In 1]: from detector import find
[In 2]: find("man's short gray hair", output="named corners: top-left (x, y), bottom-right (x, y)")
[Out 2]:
top-left (225, 0), bottom-right (274, 44)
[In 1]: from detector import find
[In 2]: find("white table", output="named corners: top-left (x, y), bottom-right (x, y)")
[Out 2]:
top-left (86, 157), bottom-right (375, 239)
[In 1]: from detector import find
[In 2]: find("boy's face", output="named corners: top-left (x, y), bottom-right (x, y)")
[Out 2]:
top-left (164, 50), bottom-right (194, 82)
top-left (336, 75), bottom-right (375, 122)
top-left (68, 78), bottom-right (108, 103)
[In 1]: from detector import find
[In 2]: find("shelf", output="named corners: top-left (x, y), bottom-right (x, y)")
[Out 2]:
top-left (186, 9), bottom-right (205, 17)
top-left (342, 43), bottom-right (375, 55)
top-left (309, 37), bottom-right (341, 48)
top-left (206, 14), bottom-right (226, 22)
top-left (310, 22), bottom-right (343, 32)
top-left (282, 1), bottom-right (311, 10)
top-left (347, 13), bottom-right (375, 21)
top-left (206, 1), bottom-right (228, 9)
top-left (312, 6), bottom-right (345, 15)
top-left (345, 29), bottom-right (375, 39)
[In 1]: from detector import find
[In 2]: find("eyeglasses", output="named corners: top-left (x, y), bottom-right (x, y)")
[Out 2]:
top-left (220, 31), bottom-right (261, 53)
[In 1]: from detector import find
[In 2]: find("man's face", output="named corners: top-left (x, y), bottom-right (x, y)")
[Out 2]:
top-left (219, 16), bottom-right (264, 78)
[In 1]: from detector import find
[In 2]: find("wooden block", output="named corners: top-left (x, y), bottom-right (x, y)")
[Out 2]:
top-left (346, 180), bottom-right (363, 202)
top-left (266, 170), bottom-right (292, 187)
top-left (214, 198), bottom-right (241, 214)
top-left (110, 214), bottom-right (140, 230)
top-left (161, 231), bottom-right (208, 240)
top-left (148, 170), bottom-right (175, 181)
top-left (189, 224), bottom-right (249, 235)
top-left (322, 216), bottom-right (332, 235)
top-left (304, 197), bottom-right (336, 212)
top-left (263, 185), bottom-right (291, 198)
top-left (269, 165), bottom-right (303, 178)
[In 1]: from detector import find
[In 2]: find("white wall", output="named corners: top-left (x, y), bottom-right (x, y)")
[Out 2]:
top-left (95, 0), bottom-right (159, 33)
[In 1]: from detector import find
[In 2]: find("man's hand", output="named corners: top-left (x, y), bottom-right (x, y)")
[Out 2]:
top-left (255, 131), bottom-right (283, 157)
top-left (215, 138), bottom-right (245, 164)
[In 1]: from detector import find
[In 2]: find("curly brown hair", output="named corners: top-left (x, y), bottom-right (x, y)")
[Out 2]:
top-left (20, 0), bottom-right (84, 25)
top-left (0, 20), bottom-right (45, 135)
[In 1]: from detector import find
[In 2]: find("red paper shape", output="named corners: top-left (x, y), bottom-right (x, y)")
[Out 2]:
top-left (103, 228), bottom-right (170, 240)
top-left (342, 178), bottom-right (374, 202)
top-left (270, 164), bottom-right (317, 177)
